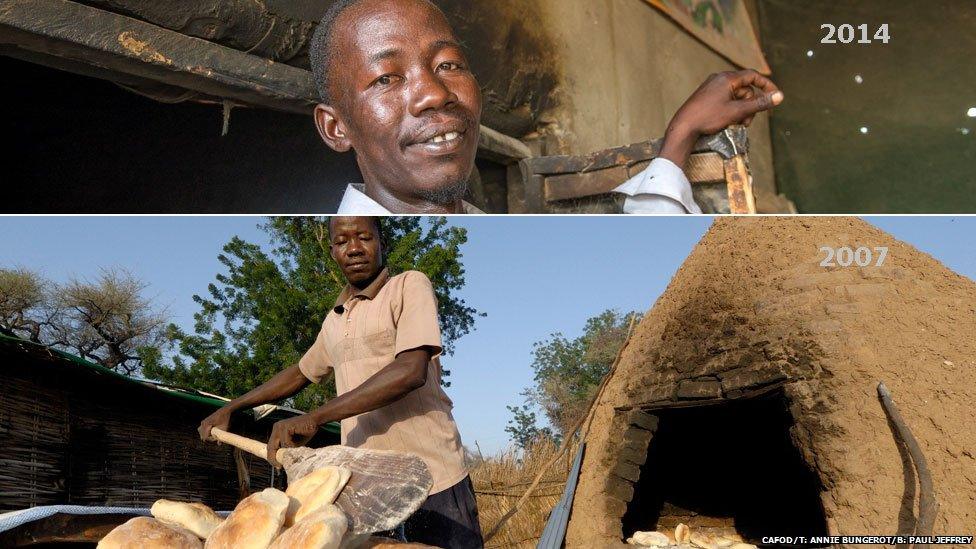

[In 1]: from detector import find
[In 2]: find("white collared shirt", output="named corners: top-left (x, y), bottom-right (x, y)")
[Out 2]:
top-left (336, 184), bottom-right (485, 214)
top-left (336, 160), bottom-right (700, 214)
top-left (614, 158), bottom-right (703, 214)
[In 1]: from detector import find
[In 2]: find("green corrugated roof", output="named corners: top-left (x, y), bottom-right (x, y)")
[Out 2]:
top-left (0, 332), bottom-right (340, 435)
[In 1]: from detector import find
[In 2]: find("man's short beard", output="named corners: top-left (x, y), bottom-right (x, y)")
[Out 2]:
top-left (416, 177), bottom-right (469, 206)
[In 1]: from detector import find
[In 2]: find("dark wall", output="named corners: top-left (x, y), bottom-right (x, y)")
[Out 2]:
top-left (758, 0), bottom-right (976, 213)
top-left (1, 56), bottom-right (360, 213)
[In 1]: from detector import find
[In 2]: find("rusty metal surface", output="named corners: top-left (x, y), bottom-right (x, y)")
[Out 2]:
top-left (0, 0), bottom-right (320, 113)
top-left (77, 0), bottom-right (315, 63)
top-left (703, 126), bottom-right (750, 160)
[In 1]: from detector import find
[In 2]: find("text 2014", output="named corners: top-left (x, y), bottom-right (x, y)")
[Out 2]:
top-left (821, 24), bottom-right (890, 44)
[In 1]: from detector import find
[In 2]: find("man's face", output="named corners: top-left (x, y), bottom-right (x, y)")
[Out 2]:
top-left (315, 0), bottom-right (482, 205)
top-left (329, 217), bottom-right (383, 286)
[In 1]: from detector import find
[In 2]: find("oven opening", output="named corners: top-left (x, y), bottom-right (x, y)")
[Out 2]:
top-left (622, 391), bottom-right (829, 547)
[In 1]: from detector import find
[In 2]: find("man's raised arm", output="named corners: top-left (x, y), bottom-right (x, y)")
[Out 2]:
top-left (265, 347), bottom-right (432, 467)
top-left (616, 69), bottom-right (784, 214)
top-left (660, 69), bottom-right (784, 170)
top-left (197, 364), bottom-right (312, 442)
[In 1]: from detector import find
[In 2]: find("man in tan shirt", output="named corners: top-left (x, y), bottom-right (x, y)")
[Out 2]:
top-left (198, 216), bottom-right (481, 548)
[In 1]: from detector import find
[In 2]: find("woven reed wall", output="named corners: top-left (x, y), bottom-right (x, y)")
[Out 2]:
top-left (0, 341), bottom-right (336, 512)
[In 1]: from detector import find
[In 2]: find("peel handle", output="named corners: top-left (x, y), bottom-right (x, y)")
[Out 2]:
top-left (210, 427), bottom-right (283, 464)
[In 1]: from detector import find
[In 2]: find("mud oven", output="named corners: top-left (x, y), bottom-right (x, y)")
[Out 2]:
top-left (564, 218), bottom-right (976, 547)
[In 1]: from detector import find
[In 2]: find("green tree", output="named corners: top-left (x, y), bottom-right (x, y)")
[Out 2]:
top-left (507, 309), bottom-right (639, 445)
top-left (505, 400), bottom-right (559, 451)
top-left (143, 217), bottom-right (482, 411)
top-left (0, 267), bottom-right (50, 343)
top-left (1, 267), bottom-right (168, 375)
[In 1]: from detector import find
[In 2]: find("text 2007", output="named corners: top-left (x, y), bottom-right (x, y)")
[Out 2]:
top-left (820, 246), bottom-right (888, 268)
top-left (821, 24), bottom-right (890, 44)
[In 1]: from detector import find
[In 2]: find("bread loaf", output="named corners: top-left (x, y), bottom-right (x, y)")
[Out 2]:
top-left (206, 488), bottom-right (289, 549)
top-left (358, 539), bottom-right (440, 548)
top-left (269, 503), bottom-right (347, 549)
top-left (98, 516), bottom-right (202, 549)
top-left (690, 532), bottom-right (720, 549)
top-left (627, 531), bottom-right (670, 547)
top-left (674, 523), bottom-right (690, 544)
top-left (285, 466), bottom-right (352, 525)
top-left (151, 500), bottom-right (223, 540)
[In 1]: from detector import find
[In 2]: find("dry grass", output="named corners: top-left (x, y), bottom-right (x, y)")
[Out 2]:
top-left (470, 439), bottom-right (579, 548)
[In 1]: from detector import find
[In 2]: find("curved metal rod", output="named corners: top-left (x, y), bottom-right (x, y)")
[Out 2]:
top-left (878, 381), bottom-right (939, 548)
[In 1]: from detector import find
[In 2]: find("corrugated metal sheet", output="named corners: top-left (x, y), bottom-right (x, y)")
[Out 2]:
top-left (537, 443), bottom-right (585, 549)
top-left (0, 333), bottom-right (339, 434)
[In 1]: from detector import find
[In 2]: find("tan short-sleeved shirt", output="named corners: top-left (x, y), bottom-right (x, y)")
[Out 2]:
top-left (298, 269), bottom-right (467, 494)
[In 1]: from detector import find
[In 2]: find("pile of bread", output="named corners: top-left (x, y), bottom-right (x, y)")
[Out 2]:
top-left (97, 466), bottom-right (429, 549)
top-left (627, 523), bottom-right (758, 549)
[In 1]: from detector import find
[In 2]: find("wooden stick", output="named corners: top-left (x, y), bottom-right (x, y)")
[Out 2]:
top-left (211, 428), bottom-right (282, 463)
top-left (878, 382), bottom-right (939, 548)
top-left (483, 314), bottom-right (638, 542)
top-left (724, 155), bottom-right (757, 214)
top-left (234, 448), bottom-right (252, 500)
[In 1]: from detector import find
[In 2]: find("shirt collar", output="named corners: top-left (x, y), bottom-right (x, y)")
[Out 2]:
top-left (337, 184), bottom-right (487, 214)
top-left (333, 267), bottom-right (390, 312)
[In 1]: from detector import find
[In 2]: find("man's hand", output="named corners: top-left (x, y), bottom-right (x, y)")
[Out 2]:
top-left (198, 407), bottom-right (233, 442)
top-left (266, 415), bottom-right (320, 468)
top-left (661, 69), bottom-right (784, 168)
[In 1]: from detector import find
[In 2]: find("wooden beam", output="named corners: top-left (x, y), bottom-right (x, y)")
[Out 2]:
top-left (540, 150), bottom-right (729, 204)
top-left (521, 127), bottom-right (750, 178)
top-left (544, 165), bottom-right (630, 203)
top-left (478, 125), bottom-right (533, 164)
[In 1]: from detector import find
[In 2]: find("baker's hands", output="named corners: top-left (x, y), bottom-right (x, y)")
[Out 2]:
top-left (661, 69), bottom-right (784, 168)
top-left (267, 415), bottom-right (319, 468)
top-left (198, 407), bottom-right (233, 442)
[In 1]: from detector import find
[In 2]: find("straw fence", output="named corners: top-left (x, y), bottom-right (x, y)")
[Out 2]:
top-left (470, 439), bottom-right (577, 548)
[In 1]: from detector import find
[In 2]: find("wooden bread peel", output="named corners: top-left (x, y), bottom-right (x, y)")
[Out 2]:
top-left (210, 428), bottom-right (432, 535)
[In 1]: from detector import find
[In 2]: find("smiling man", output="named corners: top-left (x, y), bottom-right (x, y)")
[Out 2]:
top-left (198, 216), bottom-right (481, 548)
top-left (310, 0), bottom-right (783, 214)
top-left (312, 0), bottom-right (483, 214)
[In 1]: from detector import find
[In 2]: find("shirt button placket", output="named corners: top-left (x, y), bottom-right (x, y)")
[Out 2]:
top-left (344, 301), bottom-right (353, 337)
